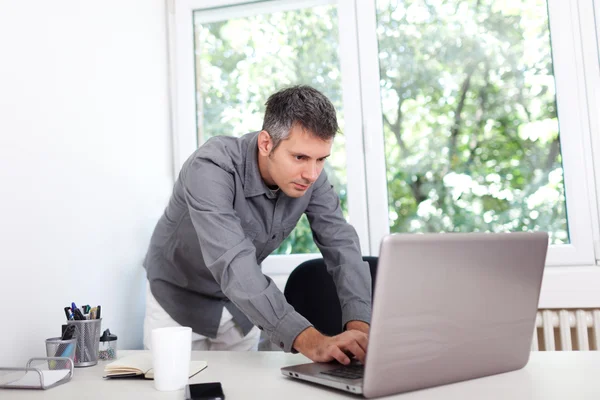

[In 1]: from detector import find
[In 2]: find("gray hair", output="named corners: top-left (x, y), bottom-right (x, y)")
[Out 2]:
top-left (262, 85), bottom-right (339, 150)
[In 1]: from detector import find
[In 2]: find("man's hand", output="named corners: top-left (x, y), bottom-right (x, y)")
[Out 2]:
top-left (345, 320), bottom-right (370, 334)
top-left (292, 327), bottom-right (369, 365)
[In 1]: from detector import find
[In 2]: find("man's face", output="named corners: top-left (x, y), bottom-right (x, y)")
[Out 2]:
top-left (260, 124), bottom-right (333, 198)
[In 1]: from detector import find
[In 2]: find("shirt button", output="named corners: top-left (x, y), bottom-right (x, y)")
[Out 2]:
top-left (271, 235), bottom-right (276, 239)
top-left (279, 342), bottom-right (284, 348)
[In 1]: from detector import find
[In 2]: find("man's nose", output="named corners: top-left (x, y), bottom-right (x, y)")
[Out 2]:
top-left (302, 162), bottom-right (319, 182)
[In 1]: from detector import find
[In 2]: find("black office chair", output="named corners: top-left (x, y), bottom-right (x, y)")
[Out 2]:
top-left (283, 256), bottom-right (378, 336)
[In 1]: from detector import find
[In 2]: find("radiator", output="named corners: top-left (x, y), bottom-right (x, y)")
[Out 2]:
top-left (532, 309), bottom-right (600, 351)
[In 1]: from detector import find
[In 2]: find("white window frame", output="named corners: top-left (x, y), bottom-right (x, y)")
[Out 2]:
top-left (356, 0), bottom-right (598, 267)
top-left (526, 0), bottom-right (600, 307)
top-left (590, 0), bottom-right (600, 261)
top-left (167, 0), bottom-right (600, 306)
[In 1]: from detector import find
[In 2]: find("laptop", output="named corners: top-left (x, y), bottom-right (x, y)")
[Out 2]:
top-left (281, 232), bottom-right (548, 398)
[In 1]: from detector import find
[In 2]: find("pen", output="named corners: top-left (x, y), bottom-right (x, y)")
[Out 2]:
top-left (64, 307), bottom-right (73, 320)
top-left (61, 324), bottom-right (76, 340)
top-left (96, 305), bottom-right (101, 319)
top-left (58, 342), bottom-right (75, 358)
top-left (73, 308), bottom-right (85, 320)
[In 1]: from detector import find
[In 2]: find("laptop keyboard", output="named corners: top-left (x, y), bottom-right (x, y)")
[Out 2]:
top-left (320, 364), bottom-right (364, 380)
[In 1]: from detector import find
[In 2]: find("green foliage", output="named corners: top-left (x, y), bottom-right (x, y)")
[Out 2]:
top-left (195, 0), bottom-right (568, 254)
top-left (376, 0), bottom-right (567, 243)
top-left (195, 5), bottom-right (345, 254)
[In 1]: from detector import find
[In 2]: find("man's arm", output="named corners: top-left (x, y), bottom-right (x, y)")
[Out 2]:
top-left (304, 172), bottom-right (372, 330)
top-left (182, 157), bottom-right (311, 352)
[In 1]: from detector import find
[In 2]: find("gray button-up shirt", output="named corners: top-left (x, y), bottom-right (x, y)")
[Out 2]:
top-left (143, 132), bottom-right (372, 352)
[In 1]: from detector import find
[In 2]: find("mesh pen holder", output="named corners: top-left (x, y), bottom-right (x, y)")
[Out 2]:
top-left (67, 319), bottom-right (101, 367)
top-left (45, 337), bottom-right (77, 370)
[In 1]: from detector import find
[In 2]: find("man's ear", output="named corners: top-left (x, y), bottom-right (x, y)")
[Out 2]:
top-left (257, 130), bottom-right (273, 156)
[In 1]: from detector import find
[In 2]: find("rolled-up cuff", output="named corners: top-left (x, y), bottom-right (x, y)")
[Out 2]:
top-left (341, 300), bottom-right (371, 330)
top-left (270, 311), bottom-right (313, 353)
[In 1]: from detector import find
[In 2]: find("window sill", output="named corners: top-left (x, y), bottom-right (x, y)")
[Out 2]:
top-left (538, 266), bottom-right (600, 308)
top-left (262, 253), bottom-right (321, 276)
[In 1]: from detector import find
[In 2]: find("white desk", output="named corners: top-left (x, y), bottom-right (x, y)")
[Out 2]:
top-left (4, 350), bottom-right (600, 399)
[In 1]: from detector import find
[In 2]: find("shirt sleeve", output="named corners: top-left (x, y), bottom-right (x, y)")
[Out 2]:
top-left (305, 171), bottom-right (372, 329)
top-left (182, 158), bottom-right (312, 352)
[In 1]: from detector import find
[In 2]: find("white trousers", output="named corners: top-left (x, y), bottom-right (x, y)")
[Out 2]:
top-left (143, 282), bottom-right (261, 351)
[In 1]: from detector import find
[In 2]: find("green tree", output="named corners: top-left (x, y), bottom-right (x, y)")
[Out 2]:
top-left (377, 0), bottom-right (566, 242)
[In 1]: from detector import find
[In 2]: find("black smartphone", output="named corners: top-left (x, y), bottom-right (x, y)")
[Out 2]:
top-left (185, 382), bottom-right (225, 400)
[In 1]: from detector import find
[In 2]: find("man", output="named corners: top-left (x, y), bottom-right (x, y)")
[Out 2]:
top-left (143, 85), bottom-right (371, 365)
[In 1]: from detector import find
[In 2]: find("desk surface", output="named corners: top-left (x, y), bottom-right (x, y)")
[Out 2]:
top-left (4, 350), bottom-right (600, 399)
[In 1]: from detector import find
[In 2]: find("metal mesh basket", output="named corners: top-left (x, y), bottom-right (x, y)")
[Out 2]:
top-left (45, 338), bottom-right (77, 369)
top-left (67, 319), bottom-right (101, 367)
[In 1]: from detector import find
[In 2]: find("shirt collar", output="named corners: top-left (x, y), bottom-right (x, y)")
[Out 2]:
top-left (244, 132), bottom-right (279, 199)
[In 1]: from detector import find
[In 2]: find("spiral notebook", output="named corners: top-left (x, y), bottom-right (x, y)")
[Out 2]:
top-left (103, 353), bottom-right (207, 379)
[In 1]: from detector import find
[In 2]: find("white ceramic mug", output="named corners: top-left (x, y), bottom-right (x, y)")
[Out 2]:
top-left (151, 326), bottom-right (192, 391)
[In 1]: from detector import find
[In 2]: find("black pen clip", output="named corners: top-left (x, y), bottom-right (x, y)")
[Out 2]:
top-left (61, 324), bottom-right (76, 340)
top-left (73, 308), bottom-right (86, 320)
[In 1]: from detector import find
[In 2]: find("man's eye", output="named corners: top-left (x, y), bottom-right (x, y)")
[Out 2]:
top-left (295, 156), bottom-right (304, 161)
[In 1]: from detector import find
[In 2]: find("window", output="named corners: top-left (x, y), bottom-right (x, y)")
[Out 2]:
top-left (356, 0), bottom-right (597, 265)
top-left (376, 1), bottom-right (567, 240)
top-left (170, 0), bottom-right (599, 273)
top-left (192, 1), bottom-right (347, 254)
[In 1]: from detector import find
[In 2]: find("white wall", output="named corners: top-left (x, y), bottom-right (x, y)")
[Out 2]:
top-left (0, 0), bottom-right (172, 365)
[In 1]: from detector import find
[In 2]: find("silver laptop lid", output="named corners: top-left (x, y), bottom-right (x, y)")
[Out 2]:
top-left (363, 232), bottom-right (548, 398)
